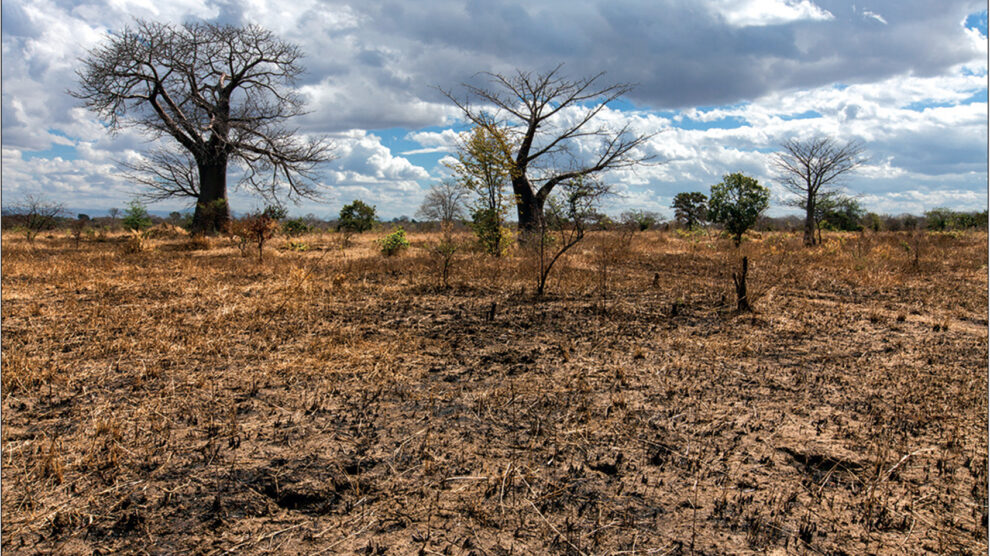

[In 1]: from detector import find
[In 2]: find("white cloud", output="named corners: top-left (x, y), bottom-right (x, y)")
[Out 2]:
top-left (405, 129), bottom-right (464, 154)
top-left (710, 0), bottom-right (833, 27)
top-left (327, 130), bottom-right (428, 183)
top-left (1, 147), bottom-right (134, 208)
top-left (863, 10), bottom-right (888, 25)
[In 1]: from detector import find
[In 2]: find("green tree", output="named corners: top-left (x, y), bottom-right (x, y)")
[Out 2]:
top-left (708, 173), bottom-right (770, 246)
top-left (620, 209), bottom-right (661, 231)
top-left (863, 212), bottom-right (883, 232)
top-left (672, 192), bottom-right (708, 230)
top-left (337, 200), bottom-right (376, 233)
top-left (791, 193), bottom-right (864, 242)
top-left (282, 218), bottom-right (309, 237)
top-left (449, 125), bottom-right (515, 256)
top-left (820, 194), bottom-right (864, 232)
top-left (924, 208), bottom-right (954, 231)
top-left (122, 200), bottom-right (153, 231)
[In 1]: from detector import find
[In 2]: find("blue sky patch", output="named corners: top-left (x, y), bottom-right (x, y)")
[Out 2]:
top-left (779, 110), bottom-right (822, 121)
top-left (965, 10), bottom-right (988, 36)
top-left (674, 115), bottom-right (749, 131)
top-left (23, 143), bottom-right (77, 161)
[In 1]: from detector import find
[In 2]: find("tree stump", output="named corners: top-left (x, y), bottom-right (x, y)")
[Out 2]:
top-left (733, 256), bottom-right (751, 312)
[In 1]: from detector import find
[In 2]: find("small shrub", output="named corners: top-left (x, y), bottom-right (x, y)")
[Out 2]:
top-left (470, 207), bottom-right (513, 256)
top-left (228, 210), bottom-right (280, 262)
top-left (70, 218), bottom-right (87, 248)
top-left (282, 218), bottom-right (309, 237)
top-left (428, 222), bottom-right (460, 288)
top-left (286, 240), bottom-right (310, 252)
top-left (378, 227), bottom-right (410, 256)
top-left (121, 229), bottom-right (149, 253)
top-left (122, 201), bottom-right (153, 231)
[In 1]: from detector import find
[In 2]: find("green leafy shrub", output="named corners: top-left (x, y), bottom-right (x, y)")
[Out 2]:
top-left (470, 207), bottom-right (513, 256)
top-left (262, 205), bottom-right (287, 221)
top-left (378, 227), bottom-right (410, 256)
top-left (282, 218), bottom-right (309, 237)
top-left (622, 209), bottom-right (663, 231)
top-left (122, 201), bottom-right (153, 231)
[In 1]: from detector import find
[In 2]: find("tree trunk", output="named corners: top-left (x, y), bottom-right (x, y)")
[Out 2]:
top-left (513, 175), bottom-right (544, 236)
top-left (192, 157), bottom-right (230, 234)
top-left (803, 196), bottom-right (816, 246)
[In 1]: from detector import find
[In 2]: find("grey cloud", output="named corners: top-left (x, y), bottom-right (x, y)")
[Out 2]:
top-left (278, 0), bottom-right (983, 119)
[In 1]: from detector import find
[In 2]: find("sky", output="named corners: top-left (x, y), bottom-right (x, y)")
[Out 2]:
top-left (1, 0), bottom-right (987, 219)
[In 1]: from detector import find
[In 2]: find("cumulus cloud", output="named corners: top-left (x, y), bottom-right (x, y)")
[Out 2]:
top-left (327, 130), bottom-right (429, 183)
top-left (403, 129), bottom-right (464, 155)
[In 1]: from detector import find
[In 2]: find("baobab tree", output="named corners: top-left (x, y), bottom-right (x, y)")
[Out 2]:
top-left (73, 20), bottom-right (333, 232)
top-left (773, 137), bottom-right (866, 246)
top-left (441, 66), bottom-right (654, 235)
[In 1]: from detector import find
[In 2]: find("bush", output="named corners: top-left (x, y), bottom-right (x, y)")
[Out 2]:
top-left (286, 240), bottom-right (310, 251)
top-left (262, 205), bottom-right (287, 221)
top-left (228, 211), bottom-right (279, 261)
top-left (338, 200), bottom-right (376, 233)
top-left (621, 209), bottom-right (662, 231)
top-left (282, 218), bottom-right (309, 237)
top-left (122, 201), bottom-right (153, 231)
top-left (925, 208), bottom-right (988, 231)
top-left (469, 207), bottom-right (512, 256)
top-left (378, 227), bottom-right (410, 256)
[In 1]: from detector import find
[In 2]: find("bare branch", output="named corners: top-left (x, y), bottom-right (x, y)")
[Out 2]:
top-left (71, 19), bottom-right (334, 214)
top-left (441, 66), bottom-right (655, 231)
top-left (772, 136), bottom-right (867, 245)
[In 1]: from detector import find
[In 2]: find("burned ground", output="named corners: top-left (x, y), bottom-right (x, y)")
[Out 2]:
top-left (2, 229), bottom-right (987, 554)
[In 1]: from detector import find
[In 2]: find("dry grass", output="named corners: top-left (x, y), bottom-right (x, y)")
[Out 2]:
top-left (2, 228), bottom-right (987, 554)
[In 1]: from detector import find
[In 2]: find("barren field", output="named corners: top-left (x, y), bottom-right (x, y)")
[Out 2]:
top-left (2, 229), bottom-right (987, 554)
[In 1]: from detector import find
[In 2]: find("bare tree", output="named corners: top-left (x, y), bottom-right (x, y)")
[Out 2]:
top-left (773, 137), bottom-right (867, 246)
top-left (442, 66), bottom-right (654, 235)
top-left (121, 146), bottom-right (200, 202)
top-left (416, 179), bottom-right (468, 226)
top-left (9, 195), bottom-right (65, 242)
top-left (72, 20), bottom-right (334, 233)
